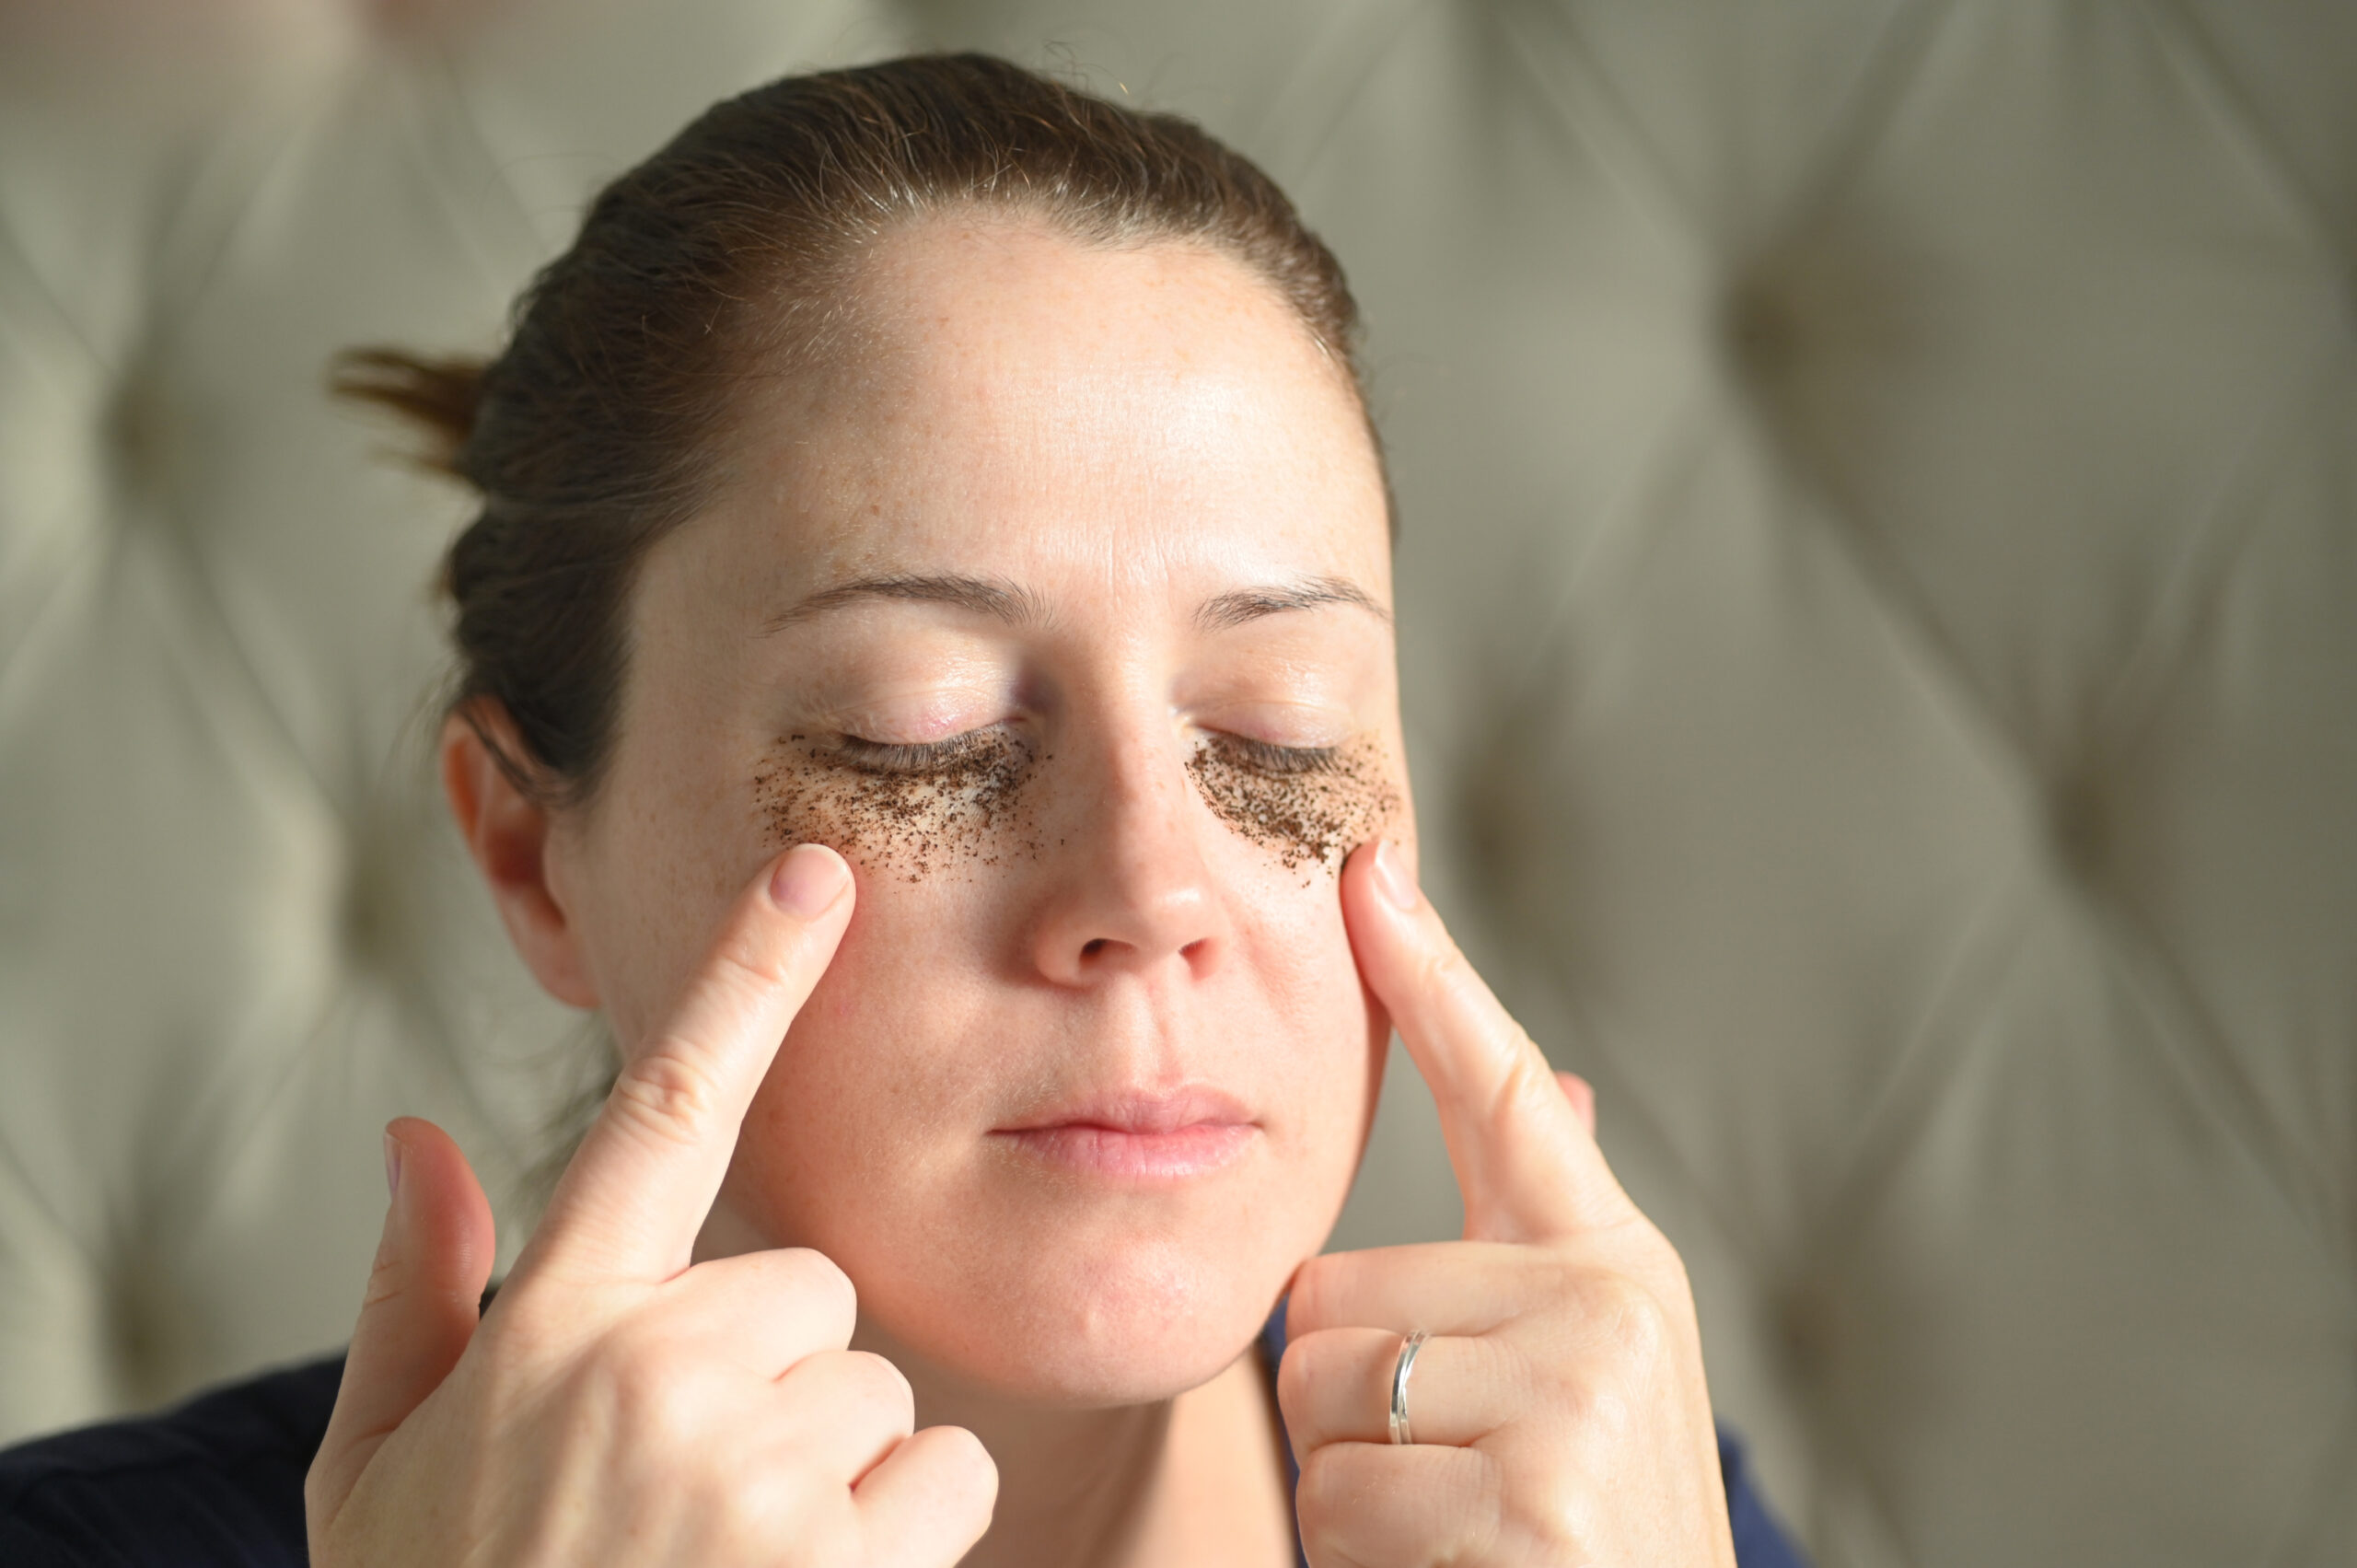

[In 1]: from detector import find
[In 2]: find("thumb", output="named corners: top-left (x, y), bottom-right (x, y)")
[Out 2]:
top-left (307, 1118), bottom-right (495, 1523)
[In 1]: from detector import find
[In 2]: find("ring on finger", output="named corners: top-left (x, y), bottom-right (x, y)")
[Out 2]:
top-left (1387, 1330), bottom-right (1429, 1446)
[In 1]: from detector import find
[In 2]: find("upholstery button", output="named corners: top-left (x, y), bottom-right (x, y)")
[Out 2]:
top-left (1781, 1282), bottom-right (1840, 1381)
top-left (103, 364), bottom-right (178, 507)
top-left (2048, 774), bottom-right (2107, 885)
top-left (1725, 274), bottom-right (1805, 386)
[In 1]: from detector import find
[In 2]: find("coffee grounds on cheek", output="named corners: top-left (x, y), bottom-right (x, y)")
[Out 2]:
top-left (753, 732), bottom-right (1039, 883)
top-left (1185, 734), bottom-right (1401, 879)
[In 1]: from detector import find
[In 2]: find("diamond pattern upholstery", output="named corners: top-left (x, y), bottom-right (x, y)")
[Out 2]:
top-left (2, 3), bottom-right (2350, 1562)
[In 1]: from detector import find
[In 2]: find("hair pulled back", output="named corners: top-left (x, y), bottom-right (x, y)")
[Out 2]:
top-left (340, 52), bottom-right (1371, 804)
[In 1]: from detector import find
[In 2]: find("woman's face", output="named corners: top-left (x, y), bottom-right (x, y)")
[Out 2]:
top-left (541, 215), bottom-right (1404, 1406)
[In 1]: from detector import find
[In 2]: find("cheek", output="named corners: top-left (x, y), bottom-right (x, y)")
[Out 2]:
top-left (1230, 871), bottom-right (1389, 1167)
top-left (561, 770), bottom-right (760, 1052)
top-left (721, 858), bottom-right (1026, 1261)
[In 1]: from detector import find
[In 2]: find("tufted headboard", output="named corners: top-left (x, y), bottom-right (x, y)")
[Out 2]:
top-left (3, 2), bottom-right (2351, 1562)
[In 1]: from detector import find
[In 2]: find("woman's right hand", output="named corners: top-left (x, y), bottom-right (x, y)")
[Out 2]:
top-left (306, 843), bottom-right (998, 1566)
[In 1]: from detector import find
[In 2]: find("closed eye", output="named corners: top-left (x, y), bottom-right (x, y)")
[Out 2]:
top-left (1205, 736), bottom-right (1339, 775)
top-left (830, 728), bottom-right (1011, 775)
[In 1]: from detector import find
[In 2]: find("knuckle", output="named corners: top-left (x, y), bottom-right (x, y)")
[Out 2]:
top-left (1282, 1330), bottom-right (1339, 1434)
top-left (1284, 1254), bottom-right (1342, 1331)
top-left (934, 1423), bottom-right (999, 1493)
top-left (1273, 1339), bottom-right (1315, 1420)
top-left (1293, 1443), bottom-right (1354, 1527)
top-left (1413, 937), bottom-right (1463, 1006)
top-left (608, 1046), bottom-right (730, 1149)
top-left (835, 1350), bottom-right (915, 1425)
top-left (1585, 1271), bottom-right (1673, 1370)
top-left (358, 1247), bottom-right (408, 1313)
top-left (928, 1423), bottom-right (994, 1490)
top-left (706, 923), bottom-right (801, 1004)
top-left (594, 1337), bottom-right (701, 1444)
top-left (916, 1424), bottom-right (1003, 1536)
top-left (1556, 1369), bottom-right (1642, 1450)
top-left (1423, 932), bottom-right (1496, 1022)
top-left (1544, 1262), bottom-right (1677, 1376)
top-left (1516, 1471), bottom-right (1604, 1561)
top-left (769, 1247), bottom-right (858, 1335)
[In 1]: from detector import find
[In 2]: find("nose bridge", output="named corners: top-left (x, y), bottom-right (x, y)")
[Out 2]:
top-left (1029, 694), bottom-right (1228, 982)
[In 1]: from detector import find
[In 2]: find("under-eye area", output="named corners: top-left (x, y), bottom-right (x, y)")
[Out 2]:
top-left (1186, 732), bottom-right (1399, 877)
top-left (755, 727), bottom-right (1037, 881)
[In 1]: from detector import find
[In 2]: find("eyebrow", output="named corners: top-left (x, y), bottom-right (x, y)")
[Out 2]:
top-left (764, 570), bottom-right (1388, 633)
top-left (764, 573), bottom-right (1045, 632)
top-left (1193, 575), bottom-right (1390, 631)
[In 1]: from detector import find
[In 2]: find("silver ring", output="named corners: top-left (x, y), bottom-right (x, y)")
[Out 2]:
top-left (1387, 1329), bottom-right (1429, 1446)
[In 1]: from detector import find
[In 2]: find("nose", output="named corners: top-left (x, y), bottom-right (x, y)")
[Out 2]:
top-left (1027, 723), bottom-right (1232, 987)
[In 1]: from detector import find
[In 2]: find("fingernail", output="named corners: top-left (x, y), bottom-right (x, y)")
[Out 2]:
top-left (1371, 839), bottom-right (1420, 911)
top-left (770, 843), bottom-right (850, 918)
top-left (382, 1129), bottom-right (403, 1202)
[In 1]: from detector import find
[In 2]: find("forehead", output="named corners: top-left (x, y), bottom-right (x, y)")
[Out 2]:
top-left (685, 215), bottom-right (1390, 610)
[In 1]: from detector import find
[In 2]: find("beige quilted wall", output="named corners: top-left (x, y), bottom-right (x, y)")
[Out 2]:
top-left (3, 2), bottom-right (2351, 1562)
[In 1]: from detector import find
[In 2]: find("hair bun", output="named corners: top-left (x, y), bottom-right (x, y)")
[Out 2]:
top-left (331, 348), bottom-right (486, 482)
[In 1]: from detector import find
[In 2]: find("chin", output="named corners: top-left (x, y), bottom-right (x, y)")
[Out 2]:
top-left (844, 1200), bottom-right (1320, 1409)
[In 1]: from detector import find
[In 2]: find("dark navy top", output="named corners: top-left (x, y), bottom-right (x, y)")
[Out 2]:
top-left (2, 1314), bottom-right (1806, 1566)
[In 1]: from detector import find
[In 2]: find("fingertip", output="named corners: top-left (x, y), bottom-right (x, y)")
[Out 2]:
top-left (379, 1120), bottom-right (496, 1299)
top-left (1555, 1071), bottom-right (1597, 1139)
top-left (377, 1118), bottom-right (444, 1223)
top-left (1366, 837), bottom-right (1420, 912)
top-left (324, 1120), bottom-right (493, 1501)
top-left (1339, 839), bottom-right (1429, 985)
top-left (768, 842), bottom-right (852, 920)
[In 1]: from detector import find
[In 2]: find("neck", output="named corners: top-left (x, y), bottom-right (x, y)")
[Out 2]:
top-left (853, 1322), bottom-right (1295, 1568)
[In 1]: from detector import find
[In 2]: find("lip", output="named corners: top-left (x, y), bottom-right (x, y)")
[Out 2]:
top-left (990, 1086), bottom-right (1260, 1180)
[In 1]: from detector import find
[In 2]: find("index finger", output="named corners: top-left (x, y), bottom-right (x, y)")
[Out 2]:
top-left (521, 843), bottom-right (853, 1283)
top-left (1339, 840), bottom-right (1633, 1242)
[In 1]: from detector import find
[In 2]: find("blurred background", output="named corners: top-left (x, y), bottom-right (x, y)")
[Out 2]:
top-left (2, 1), bottom-right (2351, 1562)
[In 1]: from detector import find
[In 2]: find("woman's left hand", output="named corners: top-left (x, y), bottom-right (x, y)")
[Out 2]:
top-left (1278, 841), bottom-right (1738, 1568)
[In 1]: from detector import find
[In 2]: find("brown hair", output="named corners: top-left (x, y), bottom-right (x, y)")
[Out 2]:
top-left (338, 52), bottom-right (1375, 805)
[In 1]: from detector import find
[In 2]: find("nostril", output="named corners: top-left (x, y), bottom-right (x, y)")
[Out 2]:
top-left (1082, 938), bottom-right (1109, 959)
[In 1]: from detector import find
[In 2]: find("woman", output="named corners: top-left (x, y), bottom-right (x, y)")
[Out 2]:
top-left (0, 54), bottom-right (1801, 1568)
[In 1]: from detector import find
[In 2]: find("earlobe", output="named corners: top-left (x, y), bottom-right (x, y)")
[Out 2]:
top-left (440, 703), bottom-right (601, 1009)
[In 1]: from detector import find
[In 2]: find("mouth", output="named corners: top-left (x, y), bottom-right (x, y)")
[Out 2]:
top-left (989, 1086), bottom-right (1260, 1180)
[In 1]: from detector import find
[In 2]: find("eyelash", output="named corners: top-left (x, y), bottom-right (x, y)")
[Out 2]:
top-left (1204, 736), bottom-right (1340, 775)
top-left (823, 730), bottom-right (1337, 777)
top-left (830, 730), bottom-right (1004, 774)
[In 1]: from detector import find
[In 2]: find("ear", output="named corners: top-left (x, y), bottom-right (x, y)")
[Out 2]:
top-left (440, 702), bottom-right (600, 1009)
